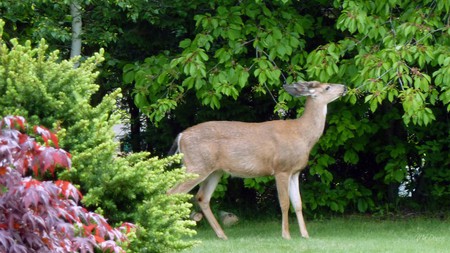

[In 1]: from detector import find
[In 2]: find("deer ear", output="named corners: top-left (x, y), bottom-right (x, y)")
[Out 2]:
top-left (283, 81), bottom-right (318, 97)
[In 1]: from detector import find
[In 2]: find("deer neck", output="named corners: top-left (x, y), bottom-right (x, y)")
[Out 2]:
top-left (295, 98), bottom-right (328, 144)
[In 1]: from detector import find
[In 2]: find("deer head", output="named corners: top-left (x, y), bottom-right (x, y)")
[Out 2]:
top-left (284, 81), bottom-right (347, 103)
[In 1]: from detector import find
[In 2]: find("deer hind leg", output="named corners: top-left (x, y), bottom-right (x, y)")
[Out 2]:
top-left (167, 174), bottom-right (207, 195)
top-left (275, 173), bottom-right (291, 239)
top-left (196, 170), bottom-right (228, 240)
top-left (289, 171), bottom-right (309, 238)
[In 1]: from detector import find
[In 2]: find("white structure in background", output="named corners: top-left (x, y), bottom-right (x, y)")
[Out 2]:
top-left (112, 121), bottom-right (131, 153)
top-left (113, 123), bottom-right (127, 142)
top-left (398, 165), bottom-right (422, 197)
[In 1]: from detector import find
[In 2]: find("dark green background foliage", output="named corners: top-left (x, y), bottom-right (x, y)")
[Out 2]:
top-left (1, 0), bottom-right (448, 236)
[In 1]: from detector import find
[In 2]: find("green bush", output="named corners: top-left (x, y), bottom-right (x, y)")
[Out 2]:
top-left (82, 153), bottom-right (197, 252)
top-left (0, 19), bottom-right (196, 252)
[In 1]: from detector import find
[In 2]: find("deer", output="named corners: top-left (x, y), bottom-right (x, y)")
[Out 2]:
top-left (167, 81), bottom-right (347, 240)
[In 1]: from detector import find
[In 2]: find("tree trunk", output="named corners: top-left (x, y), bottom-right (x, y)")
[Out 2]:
top-left (70, 1), bottom-right (82, 64)
top-left (127, 90), bottom-right (142, 152)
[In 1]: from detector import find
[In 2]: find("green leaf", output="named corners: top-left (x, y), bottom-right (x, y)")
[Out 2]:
top-left (272, 27), bottom-right (282, 40)
top-left (135, 93), bottom-right (149, 107)
top-left (238, 70), bottom-right (249, 87)
top-left (357, 199), bottom-right (368, 212)
top-left (195, 78), bottom-right (206, 90)
top-left (276, 44), bottom-right (287, 56)
top-left (157, 71), bottom-right (167, 84)
top-left (330, 201), bottom-right (339, 211)
top-left (123, 63), bottom-right (135, 73)
top-left (211, 94), bottom-right (221, 109)
top-left (198, 50), bottom-right (209, 61)
top-left (344, 149), bottom-right (359, 164)
top-left (122, 70), bottom-right (135, 84)
top-left (369, 99), bottom-right (378, 112)
top-left (227, 28), bottom-right (241, 40)
top-left (262, 5), bottom-right (272, 17)
top-left (257, 71), bottom-right (267, 84)
top-left (179, 39), bottom-right (192, 49)
top-left (182, 76), bottom-right (195, 89)
top-left (394, 169), bottom-right (405, 183)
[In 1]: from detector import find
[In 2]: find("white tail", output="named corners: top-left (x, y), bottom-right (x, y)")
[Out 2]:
top-left (168, 81), bottom-right (347, 240)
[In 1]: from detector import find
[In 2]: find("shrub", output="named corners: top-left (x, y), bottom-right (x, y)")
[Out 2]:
top-left (0, 19), bottom-right (120, 196)
top-left (0, 20), bottom-right (194, 252)
top-left (0, 19), bottom-right (197, 252)
top-left (0, 115), bottom-right (133, 252)
top-left (82, 152), bottom-right (198, 252)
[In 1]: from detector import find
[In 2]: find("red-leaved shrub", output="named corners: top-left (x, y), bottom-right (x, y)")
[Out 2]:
top-left (0, 116), bottom-right (134, 252)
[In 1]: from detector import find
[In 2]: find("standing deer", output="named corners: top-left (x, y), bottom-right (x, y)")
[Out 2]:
top-left (168, 81), bottom-right (347, 240)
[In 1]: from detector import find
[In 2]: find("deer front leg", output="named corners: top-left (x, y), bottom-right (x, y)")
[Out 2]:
top-left (275, 173), bottom-right (291, 239)
top-left (289, 171), bottom-right (309, 238)
top-left (196, 171), bottom-right (228, 240)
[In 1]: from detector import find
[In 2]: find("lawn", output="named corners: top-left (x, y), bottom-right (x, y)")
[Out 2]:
top-left (182, 215), bottom-right (450, 253)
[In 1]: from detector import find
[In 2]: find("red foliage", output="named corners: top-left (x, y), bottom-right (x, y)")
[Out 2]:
top-left (0, 116), bottom-right (135, 252)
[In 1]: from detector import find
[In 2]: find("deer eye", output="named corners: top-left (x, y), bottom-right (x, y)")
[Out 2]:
top-left (325, 86), bottom-right (331, 91)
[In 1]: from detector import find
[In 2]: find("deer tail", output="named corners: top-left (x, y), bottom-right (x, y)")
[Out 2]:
top-left (168, 133), bottom-right (182, 155)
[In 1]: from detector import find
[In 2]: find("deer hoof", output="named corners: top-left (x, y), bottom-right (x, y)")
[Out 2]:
top-left (282, 233), bottom-right (291, 240)
top-left (218, 234), bottom-right (228, 240)
top-left (190, 211), bottom-right (203, 222)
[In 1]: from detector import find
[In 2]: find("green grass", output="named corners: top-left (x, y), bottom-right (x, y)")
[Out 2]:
top-left (182, 215), bottom-right (450, 253)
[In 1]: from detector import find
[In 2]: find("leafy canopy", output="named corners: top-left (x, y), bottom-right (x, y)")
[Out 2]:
top-left (125, 0), bottom-right (450, 213)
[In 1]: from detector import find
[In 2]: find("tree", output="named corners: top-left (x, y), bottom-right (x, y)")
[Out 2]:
top-left (70, 0), bottom-right (82, 63)
top-left (310, 0), bottom-right (450, 210)
top-left (0, 0), bottom-right (210, 153)
top-left (125, 0), bottom-right (450, 213)
top-left (0, 115), bottom-right (132, 252)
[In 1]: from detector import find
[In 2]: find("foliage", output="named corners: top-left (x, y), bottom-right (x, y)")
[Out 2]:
top-left (0, 115), bottom-right (132, 252)
top-left (1, 0), bottom-right (448, 218)
top-left (124, 0), bottom-right (450, 214)
top-left (82, 153), bottom-right (198, 252)
top-left (0, 20), bottom-right (196, 252)
top-left (317, 0), bottom-right (450, 125)
top-left (0, 0), bottom-right (217, 153)
top-left (123, 0), bottom-right (315, 121)
top-left (307, 0), bottom-right (450, 212)
top-left (0, 18), bottom-right (120, 199)
top-left (0, 0), bottom-right (72, 52)
top-left (0, 0), bottom-right (125, 57)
